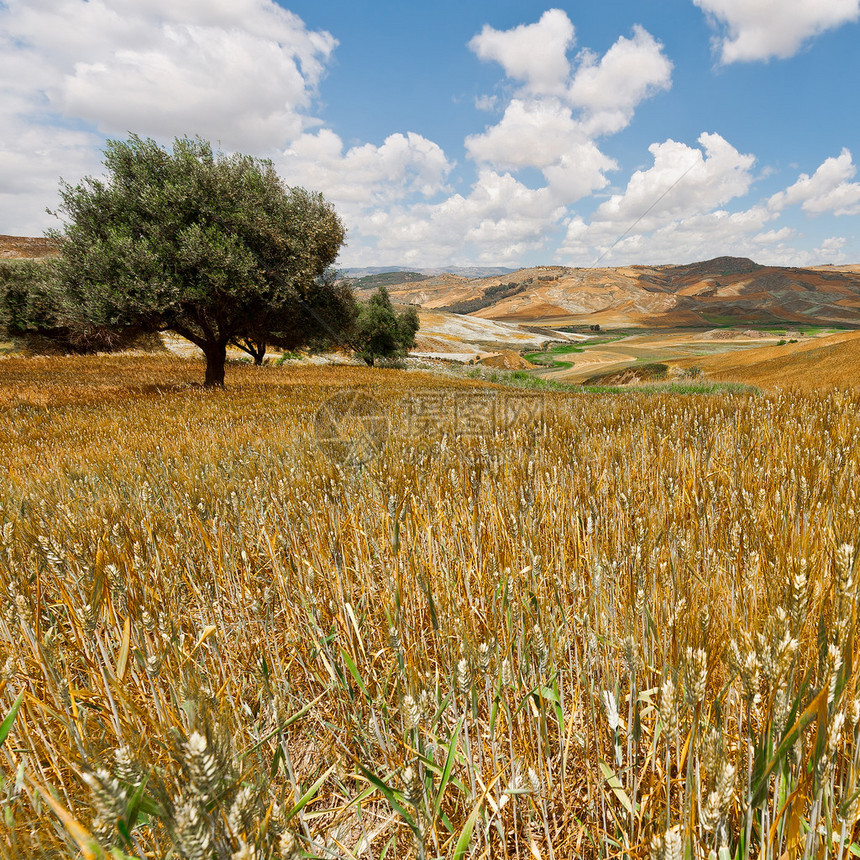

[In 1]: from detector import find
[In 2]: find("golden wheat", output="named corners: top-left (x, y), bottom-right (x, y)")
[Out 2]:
top-left (0, 354), bottom-right (858, 858)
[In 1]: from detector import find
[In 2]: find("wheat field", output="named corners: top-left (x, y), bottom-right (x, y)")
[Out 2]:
top-left (0, 353), bottom-right (858, 859)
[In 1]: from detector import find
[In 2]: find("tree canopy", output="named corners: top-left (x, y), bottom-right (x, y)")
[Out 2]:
top-left (353, 286), bottom-right (420, 366)
top-left (53, 135), bottom-right (354, 385)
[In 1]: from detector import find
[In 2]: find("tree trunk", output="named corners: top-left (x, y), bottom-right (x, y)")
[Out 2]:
top-left (203, 341), bottom-right (227, 387)
top-left (234, 338), bottom-right (267, 365)
top-left (250, 341), bottom-right (266, 365)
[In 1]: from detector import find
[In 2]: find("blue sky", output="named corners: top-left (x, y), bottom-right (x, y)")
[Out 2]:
top-left (1, 0), bottom-right (859, 268)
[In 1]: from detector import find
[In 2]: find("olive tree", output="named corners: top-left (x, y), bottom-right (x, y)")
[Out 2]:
top-left (53, 135), bottom-right (354, 386)
top-left (353, 286), bottom-right (420, 366)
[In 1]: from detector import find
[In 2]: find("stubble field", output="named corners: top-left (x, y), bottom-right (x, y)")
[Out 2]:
top-left (0, 354), bottom-right (858, 859)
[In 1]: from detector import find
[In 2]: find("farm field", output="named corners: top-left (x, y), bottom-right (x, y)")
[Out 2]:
top-left (0, 354), bottom-right (859, 859)
top-left (671, 330), bottom-right (860, 390)
top-left (527, 329), bottom-right (852, 384)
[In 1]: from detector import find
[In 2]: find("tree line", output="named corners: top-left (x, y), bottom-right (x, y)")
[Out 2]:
top-left (0, 136), bottom-right (419, 386)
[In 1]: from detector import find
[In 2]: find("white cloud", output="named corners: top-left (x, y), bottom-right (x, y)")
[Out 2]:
top-left (464, 15), bottom-right (670, 206)
top-left (556, 133), bottom-right (772, 265)
top-left (466, 98), bottom-right (583, 169)
top-left (753, 227), bottom-right (796, 244)
top-left (474, 94), bottom-right (500, 112)
top-left (556, 137), bottom-right (860, 267)
top-left (815, 236), bottom-right (848, 262)
top-left (590, 133), bottom-right (756, 232)
top-left (0, 0), bottom-right (336, 232)
top-left (568, 26), bottom-right (673, 136)
top-left (1, 2), bottom-right (851, 269)
top-left (769, 149), bottom-right (860, 216)
top-left (5, 0), bottom-right (335, 149)
top-left (469, 9), bottom-right (575, 97)
top-left (694, 0), bottom-right (860, 63)
top-left (345, 170), bottom-right (565, 267)
top-left (560, 204), bottom-right (777, 265)
top-left (281, 130), bottom-right (453, 206)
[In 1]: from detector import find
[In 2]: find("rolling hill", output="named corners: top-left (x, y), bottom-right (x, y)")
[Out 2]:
top-left (672, 330), bottom-right (860, 389)
top-left (375, 256), bottom-right (860, 329)
top-left (0, 234), bottom-right (59, 258)
top-left (4, 234), bottom-right (859, 335)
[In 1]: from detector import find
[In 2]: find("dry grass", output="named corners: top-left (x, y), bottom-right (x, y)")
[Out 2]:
top-left (0, 354), bottom-right (858, 859)
top-left (673, 330), bottom-right (860, 389)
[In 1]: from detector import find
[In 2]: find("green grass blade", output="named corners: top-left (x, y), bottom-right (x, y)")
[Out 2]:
top-left (285, 764), bottom-right (336, 822)
top-left (0, 690), bottom-right (25, 748)
top-left (355, 763), bottom-right (416, 830)
top-left (433, 715), bottom-right (464, 822)
top-left (452, 771), bottom-right (504, 859)
top-left (339, 647), bottom-right (371, 700)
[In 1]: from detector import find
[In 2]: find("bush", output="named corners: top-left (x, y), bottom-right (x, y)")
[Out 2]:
top-left (353, 286), bottom-right (419, 366)
top-left (1, 259), bottom-right (162, 354)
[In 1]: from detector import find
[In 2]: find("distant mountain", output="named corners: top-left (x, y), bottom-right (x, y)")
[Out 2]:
top-left (342, 265), bottom-right (517, 279)
top-left (374, 257), bottom-right (860, 329)
top-left (349, 271), bottom-right (431, 292)
top-left (4, 236), bottom-right (859, 330)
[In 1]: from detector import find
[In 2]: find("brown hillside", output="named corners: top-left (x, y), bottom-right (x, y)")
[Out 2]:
top-left (378, 256), bottom-right (860, 329)
top-left (673, 330), bottom-right (860, 389)
top-left (5, 236), bottom-right (860, 330)
top-left (477, 349), bottom-right (537, 369)
top-left (0, 234), bottom-right (59, 259)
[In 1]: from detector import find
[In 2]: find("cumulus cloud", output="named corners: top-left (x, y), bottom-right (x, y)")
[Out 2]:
top-left (469, 9), bottom-right (575, 97)
top-left (815, 236), bottom-right (848, 262)
top-left (560, 205), bottom-right (777, 265)
top-left (464, 97), bottom-right (617, 204)
top-left (591, 133), bottom-right (756, 231)
top-left (281, 130), bottom-right (453, 206)
top-left (3, 0), bottom-right (335, 149)
top-left (769, 149), bottom-right (860, 216)
top-left (568, 25), bottom-right (672, 136)
top-left (1, 1), bottom-right (850, 268)
top-left (288, 9), bottom-right (673, 265)
top-left (466, 98), bottom-right (584, 169)
top-left (0, 0), bottom-right (336, 232)
top-left (556, 133), bottom-right (768, 264)
top-left (465, 13), bottom-right (670, 206)
top-left (753, 227), bottom-right (797, 244)
top-left (346, 170), bottom-right (565, 266)
top-left (694, 0), bottom-right (860, 63)
top-left (555, 138), bottom-right (860, 266)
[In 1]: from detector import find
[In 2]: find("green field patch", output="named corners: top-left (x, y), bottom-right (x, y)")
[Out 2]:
top-left (523, 342), bottom-right (585, 369)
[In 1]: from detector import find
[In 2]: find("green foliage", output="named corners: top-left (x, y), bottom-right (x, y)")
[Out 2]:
top-left (353, 271), bottom-right (429, 290)
top-left (0, 260), bottom-right (55, 335)
top-left (0, 259), bottom-right (144, 353)
top-left (442, 279), bottom-right (528, 315)
top-left (523, 342), bottom-right (584, 369)
top-left (353, 286), bottom-right (419, 366)
top-left (52, 134), bottom-right (353, 385)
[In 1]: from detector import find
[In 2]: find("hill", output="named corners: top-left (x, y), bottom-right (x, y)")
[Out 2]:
top-left (343, 265), bottom-right (516, 278)
top-left (0, 234), bottom-right (59, 258)
top-left (350, 271), bottom-right (431, 292)
top-left (5, 235), bottom-right (860, 331)
top-left (672, 329), bottom-right (860, 389)
top-left (378, 256), bottom-right (860, 329)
